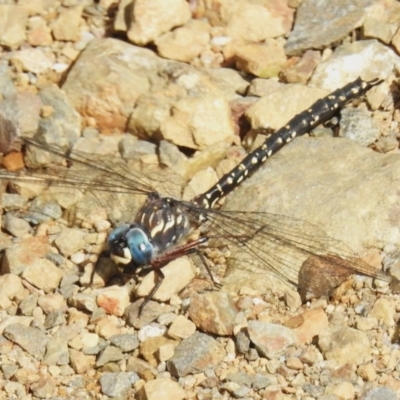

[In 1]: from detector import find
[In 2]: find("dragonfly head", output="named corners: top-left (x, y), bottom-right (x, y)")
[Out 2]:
top-left (108, 224), bottom-right (154, 266)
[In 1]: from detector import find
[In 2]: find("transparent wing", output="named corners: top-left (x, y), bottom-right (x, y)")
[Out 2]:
top-left (180, 205), bottom-right (392, 297)
top-left (0, 138), bottom-right (187, 226)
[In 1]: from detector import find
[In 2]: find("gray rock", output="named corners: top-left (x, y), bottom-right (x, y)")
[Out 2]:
top-left (43, 323), bottom-right (82, 366)
top-left (247, 321), bottom-right (296, 359)
top-left (83, 339), bottom-right (108, 356)
top-left (37, 86), bottom-right (81, 148)
top-left (3, 323), bottom-right (47, 359)
top-left (235, 331), bottom-right (250, 354)
top-left (361, 387), bottom-right (397, 400)
top-left (119, 137), bottom-right (157, 159)
top-left (25, 200), bottom-right (63, 223)
top-left (96, 346), bottom-right (124, 367)
top-left (252, 373), bottom-right (276, 391)
top-left (99, 371), bottom-right (139, 397)
top-left (19, 293), bottom-right (38, 316)
top-left (109, 334), bottom-right (139, 352)
top-left (44, 309), bottom-right (66, 329)
top-left (226, 372), bottom-right (253, 387)
top-left (285, 0), bottom-right (375, 55)
top-left (339, 108), bottom-right (380, 147)
top-left (2, 194), bottom-right (28, 211)
top-left (167, 332), bottom-right (225, 377)
top-left (3, 213), bottom-right (32, 238)
top-left (0, 65), bottom-right (17, 99)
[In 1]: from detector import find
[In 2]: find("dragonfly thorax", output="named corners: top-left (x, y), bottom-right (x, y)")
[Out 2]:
top-left (109, 193), bottom-right (191, 267)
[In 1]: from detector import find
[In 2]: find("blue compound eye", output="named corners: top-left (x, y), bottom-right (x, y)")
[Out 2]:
top-left (125, 227), bottom-right (154, 266)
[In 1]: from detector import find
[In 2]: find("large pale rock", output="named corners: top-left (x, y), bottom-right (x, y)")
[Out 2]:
top-left (222, 137), bottom-right (400, 295)
top-left (127, 0), bottom-right (191, 45)
top-left (0, 5), bottom-right (28, 47)
top-left (226, 0), bottom-right (293, 42)
top-left (63, 38), bottom-right (246, 138)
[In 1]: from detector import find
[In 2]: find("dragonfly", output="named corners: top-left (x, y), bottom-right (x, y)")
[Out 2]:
top-left (0, 77), bottom-right (396, 313)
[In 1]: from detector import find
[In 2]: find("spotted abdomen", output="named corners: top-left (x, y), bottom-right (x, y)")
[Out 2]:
top-left (193, 77), bottom-right (381, 209)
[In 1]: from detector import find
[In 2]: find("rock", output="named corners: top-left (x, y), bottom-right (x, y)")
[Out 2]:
top-left (363, 17), bottom-right (397, 44)
top-left (95, 315), bottom-right (123, 339)
top-left (247, 321), bottom-right (296, 359)
top-left (0, 5), bottom-right (28, 47)
top-left (107, 334), bottom-right (138, 353)
top-left (222, 137), bottom-right (400, 296)
top-left (369, 298), bottom-right (395, 327)
top-left (339, 108), bottom-right (380, 147)
top-left (96, 286), bottom-right (130, 317)
top-left (136, 257), bottom-right (195, 302)
top-left (225, 1), bottom-right (293, 42)
top-left (69, 348), bottom-right (96, 374)
top-left (96, 346), bottom-right (124, 367)
top-left (3, 323), bottom-right (47, 359)
top-left (127, 0), bottom-right (191, 45)
top-left (309, 40), bottom-right (400, 91)
top-left (160, 95), bottom-right (235, 150)
top-left (0, 274), bottom-right (24, 300)
top-left (21, 258), bottom-right (63, 293)
top-left (125, 300), bottom-right (166, 329)
top-left (246, 84), bottom-right (327, 131)
top-left (325, 381), bottom-right (355, 399)
top-left (19, 0), bottom-right (46, 16)
top-left (286, 357), bottom-right (304, 370)
top-left (30, 376), bottom-right (56, 398)
top-left (137, 378), bottom-right (186, 400)
top-left (10, 48), bottom-right (53, 74)
top-left (43, 336), bottom-right (70, 366)
top-left (138, 323), bottom-right (167, 343)
top-left (288, 307), bottom-right (329, 345)
top-left (187, 167), bottom-right (219, 198)
top-left (285, 0), bottom-right (374, 55)
top-left (361, 387), bottom-right (398, 400)
top-left (281, 50), bottom-right (322, 84)
top-left (27, 20), bottom-right (53, 47)
top-left (2, 236), bottom-right (50, 275)
top-left (140, 336), bottom-right (178, 365)
top-left (100, 372), bottom-right (139, 397)
top-left (44, 310), bottom-right (66, 329)
top-left (253, 374), bottom-right (278, 391)
top-left (69, 293), bottom-right (97, 313)
top-left (155, 22), bottom-right (210, 62)
top-left (235, 40), bottom-right (287, 78)
top-left (188, 292), bottom-right (238, 336)
top-left (32, 85), bottom-right (82, 154)
top-left (54, 228), bottom-right (85, 257)
top-left (126, 356), bottom-right (158, 380)
top-left (38, 293), bottom-right (66, 314)
top-left (51, 6), bottom-right (83, 42)
top-left (3, 214), bottom-right (32, 238)
top-left (167, 315), bottom-right (196, 340)
top-left (318, 325), bottom-right (370, 366)
top-left (167, 332), bottom-right (225, 377)
top-left (357, 363), bottom-right (377, 382)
